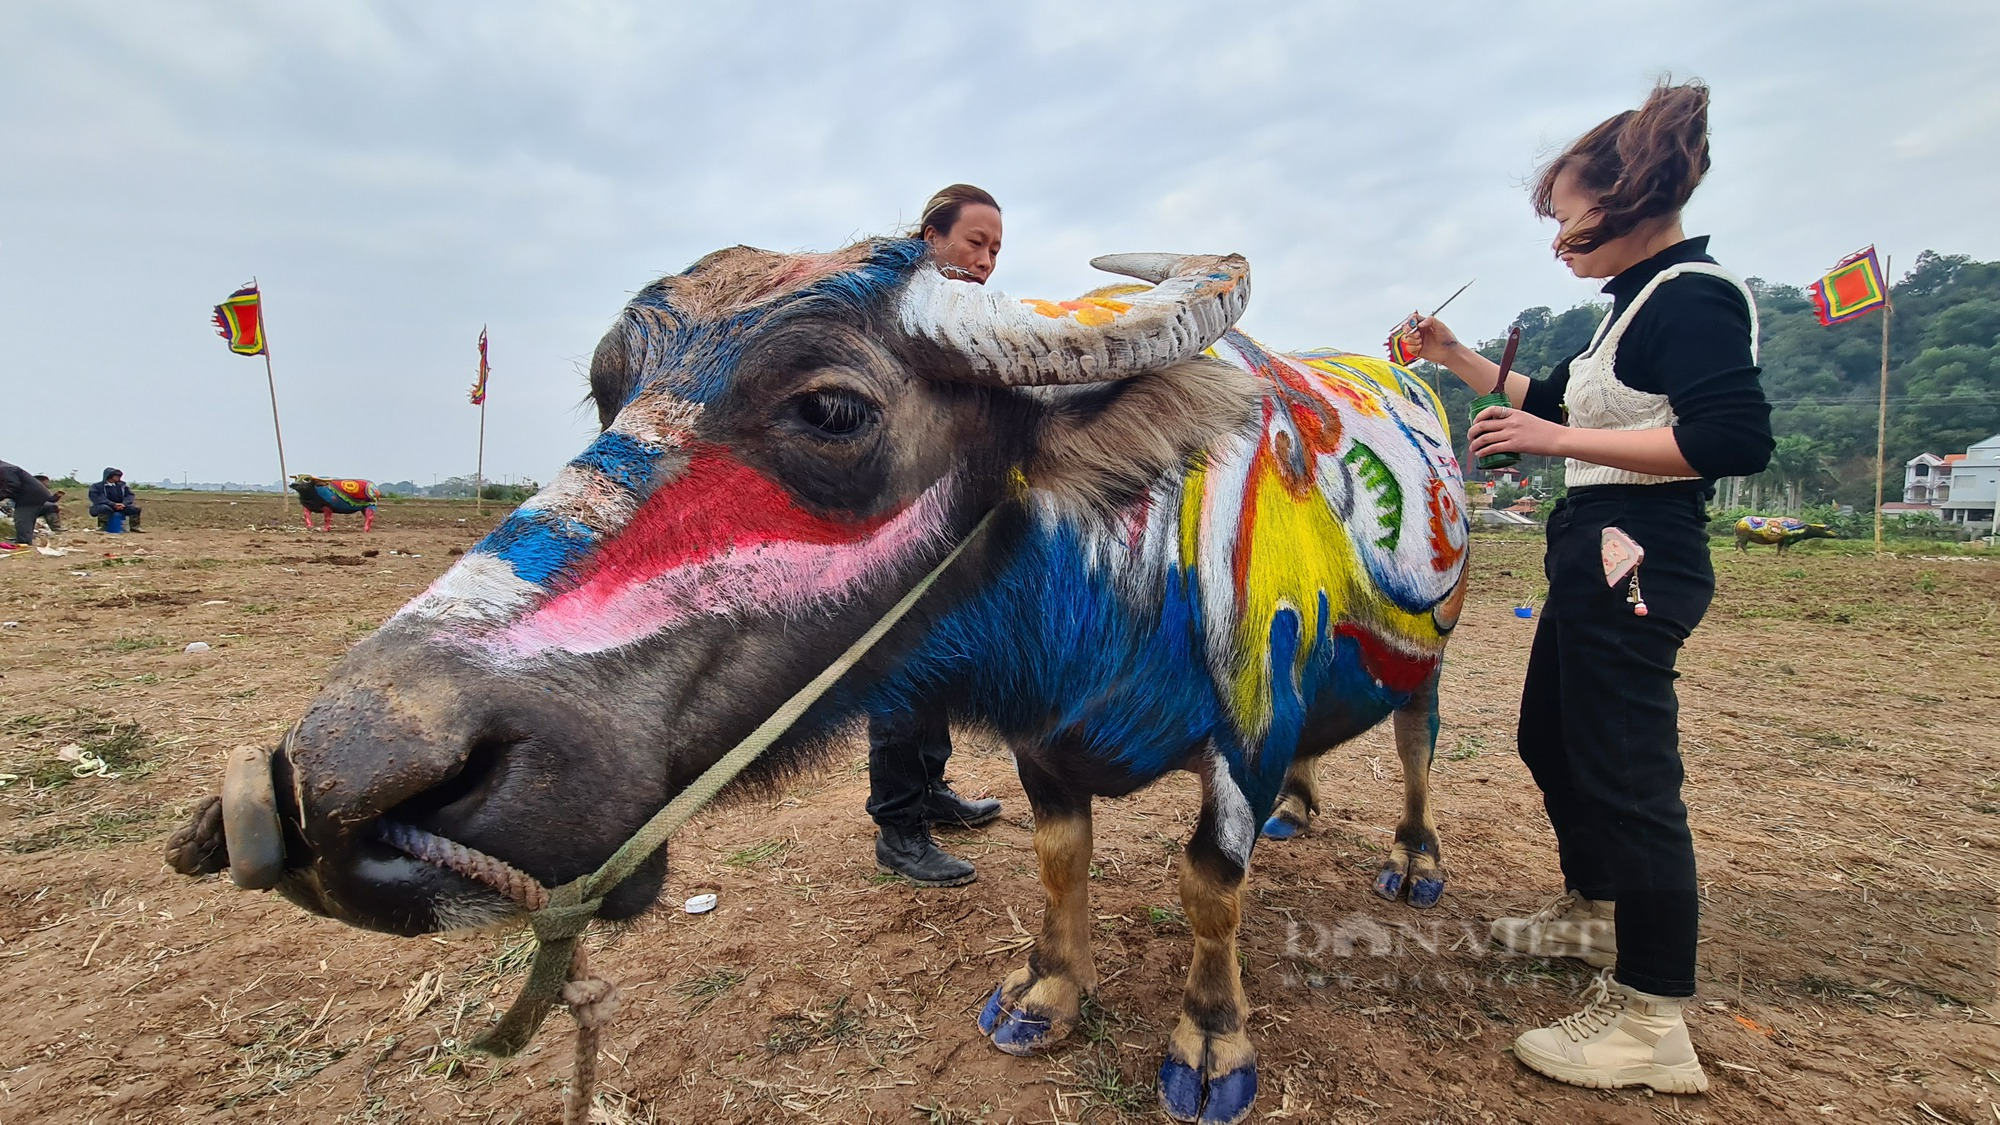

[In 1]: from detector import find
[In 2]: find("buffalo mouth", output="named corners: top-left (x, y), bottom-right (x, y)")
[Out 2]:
top-left (167, 725), bottom-right (668, 936)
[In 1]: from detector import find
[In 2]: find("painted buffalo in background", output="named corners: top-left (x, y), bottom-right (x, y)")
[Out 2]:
top-left (201, 240), bottom-right (1468, 1124)
top-left (1734, 515), bottom-right (1836, 553)
top-left (291, 475), bottom-right (380, 532)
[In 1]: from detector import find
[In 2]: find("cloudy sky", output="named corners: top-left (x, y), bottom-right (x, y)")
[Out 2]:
top-left (3, 2), bottom-right (1994, 487)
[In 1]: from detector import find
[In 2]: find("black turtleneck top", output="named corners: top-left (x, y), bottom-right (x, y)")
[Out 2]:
top-left (1519, 236), bottom-right (1775, 481)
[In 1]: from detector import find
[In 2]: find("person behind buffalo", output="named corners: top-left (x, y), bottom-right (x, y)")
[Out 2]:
top-left (866, 184), bottom-right (1007, 888)
top-left (88, 467), bottom-right (144, 533)
top-left (1401, 80), bottom-right (1772, 1094)
top-left (0, 459), bottom-right (60, 547)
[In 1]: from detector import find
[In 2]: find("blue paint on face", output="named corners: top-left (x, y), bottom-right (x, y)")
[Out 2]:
top-left (479, 510), bottom-right (599, 586)
top-left (571, 430), bottom-right (665, 493)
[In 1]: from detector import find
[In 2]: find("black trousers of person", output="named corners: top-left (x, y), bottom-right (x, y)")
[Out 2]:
top-left (1519, 482), bottom-right (1714, 998)
top-left (10, 501), bottom-right (57, 545)
top-left (865, 702), bottom-right (953, 829)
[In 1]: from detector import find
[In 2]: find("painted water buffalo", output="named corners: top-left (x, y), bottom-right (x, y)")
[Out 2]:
top-left (1734, 515), bottom-right (1836, 553)
top-left (190, 240), bottom-right (1467, 1124)
top-left (292, 475), bottom-right (381, 532)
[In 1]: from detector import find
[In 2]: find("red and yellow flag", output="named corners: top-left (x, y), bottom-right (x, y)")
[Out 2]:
top-left (470, 326), bottom-right (490, 405)
top-left (1808, 246), bottom-right (1888, 326)
top-left (212, 283), bottom-right (266, 355)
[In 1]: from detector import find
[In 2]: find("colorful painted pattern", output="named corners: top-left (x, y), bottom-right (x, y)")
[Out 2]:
top-left (294, 476), bottom-right (381, 513)
top-left (390, 240), bottom-right (1467, 821)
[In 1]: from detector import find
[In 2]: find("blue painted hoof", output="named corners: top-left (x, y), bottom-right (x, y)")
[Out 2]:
top-left (990, 1007), bottom-right (1053, 1055)
top-left (1158, 1056), bottom-right (1258, 1124)
top-left (1158, 1055), bottom-right (1204, 1122)
top-left (1408, 877), bottom-right (1445, 909)
top-left (977, 984), bottom-right (1004, 1034)
top-left (1260, 815), bottom-right (1299, 840)
top-left (1373, 869), bottom-right (1404, 901)
top-left (1201, 1065), bottom-right (1258, 1125)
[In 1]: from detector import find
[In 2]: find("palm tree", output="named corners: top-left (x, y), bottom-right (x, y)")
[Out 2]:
top-left (1767, 435), bottom-right (1832, 514)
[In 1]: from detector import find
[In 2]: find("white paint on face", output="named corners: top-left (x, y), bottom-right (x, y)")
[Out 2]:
top-left (608, 387), bottom-right (704, 446)
top-left (392, 551), bottom-right (542, 625)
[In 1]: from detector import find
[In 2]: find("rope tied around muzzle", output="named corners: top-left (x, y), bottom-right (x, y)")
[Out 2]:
top-left (374, 510), bottom-right (995, 1124)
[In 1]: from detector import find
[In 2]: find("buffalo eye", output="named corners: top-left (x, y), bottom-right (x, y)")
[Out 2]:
top-left (792, 388), bottom-right (877, 441)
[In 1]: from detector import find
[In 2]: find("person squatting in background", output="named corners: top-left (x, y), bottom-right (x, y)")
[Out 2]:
top-left (866, 184), bottom-right (1007, 887)
top-left (0, 460), bottom-right (62, 548)
top-left (1402, 79), bottom-right (1773, 1093)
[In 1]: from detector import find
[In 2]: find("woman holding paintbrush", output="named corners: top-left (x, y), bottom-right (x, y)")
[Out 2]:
top-left (1401, 79), bottom-right (1773, 1093)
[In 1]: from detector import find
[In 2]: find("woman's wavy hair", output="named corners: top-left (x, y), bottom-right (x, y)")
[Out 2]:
top-left (1534, 80), bottom-right (1711, 255)
top-left (910, 183), bottom-right (1000, 240)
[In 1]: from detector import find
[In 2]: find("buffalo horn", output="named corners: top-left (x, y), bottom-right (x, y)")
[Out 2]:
top-left (899, 251), bottom-right (1250, 386)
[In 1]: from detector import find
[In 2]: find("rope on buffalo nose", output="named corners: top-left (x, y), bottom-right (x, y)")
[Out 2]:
top-left (380, 510), bottom-right (994, 1123)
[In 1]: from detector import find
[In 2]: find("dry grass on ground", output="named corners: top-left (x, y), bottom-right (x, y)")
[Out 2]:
top-left (2, 494), bottom-right (1997, 1123)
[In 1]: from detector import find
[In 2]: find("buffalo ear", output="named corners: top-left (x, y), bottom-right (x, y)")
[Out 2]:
top-left (588, 318), bottom-right (641, 432)
top-left (1019, 356), bottom-right (1259, 513)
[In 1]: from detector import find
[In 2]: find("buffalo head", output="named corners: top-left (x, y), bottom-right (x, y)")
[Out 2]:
top-left (231, 239), bottom-right (1253, 934)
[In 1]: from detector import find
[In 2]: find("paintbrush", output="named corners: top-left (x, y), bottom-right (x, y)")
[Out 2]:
top-left (1387, 280), bottom-right (1475, 364)
top-left (1493, 324), bottom-right (1521, 394)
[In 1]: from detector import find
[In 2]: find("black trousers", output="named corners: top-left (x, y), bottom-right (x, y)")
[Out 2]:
top-left (10, 501), bottom-right (56, 545)
top-left (865, 702), bottom-right (953, 829)
top-left (1519, 483), bottom-right (1713, 998)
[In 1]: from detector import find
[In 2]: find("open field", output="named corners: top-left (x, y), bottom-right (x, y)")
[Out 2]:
top-left (2, 494), bottom-right (1998, 1123)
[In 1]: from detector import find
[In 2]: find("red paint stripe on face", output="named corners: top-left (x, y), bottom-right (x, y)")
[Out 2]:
top-left (565, 446), bottom-right (894, 599)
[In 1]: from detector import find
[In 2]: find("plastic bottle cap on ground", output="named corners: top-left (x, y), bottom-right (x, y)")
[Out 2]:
top-left (684, 893), bottom-right (718, 915)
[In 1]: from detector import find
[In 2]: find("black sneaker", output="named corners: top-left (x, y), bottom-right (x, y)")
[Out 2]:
top-left (875, 822), bottom-right (976, 887)
top-left (923, 782), bottom-right (1002, 828)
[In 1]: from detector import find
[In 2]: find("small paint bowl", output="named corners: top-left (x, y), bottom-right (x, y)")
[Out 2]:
top-left (684, 892), bottom-right (718, 915)
top-left (1514, 606), bottom-right (1535, 619)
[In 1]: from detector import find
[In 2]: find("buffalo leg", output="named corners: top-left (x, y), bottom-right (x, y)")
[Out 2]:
top-left (1159, 757), bottom-right (1258, 1125)
top-left (1261, 753), bottom-right (1322, 840)
top-left (979, 766), bottom-right (1093, 1056)
top-left (300, 508), bottom-right (315, 531)
top-left (1373, 671), bottom-right (1446, 908)
top-left (362, 507), bottom-right (375, 532)
top-left (322, 511), bottom-right (335, 532)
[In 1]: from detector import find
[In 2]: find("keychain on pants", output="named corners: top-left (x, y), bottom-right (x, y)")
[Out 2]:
top-left (1600, 527), bottom-right (1650, 617)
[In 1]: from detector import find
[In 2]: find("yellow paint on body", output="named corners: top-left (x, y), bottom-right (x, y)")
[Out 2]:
top-left (1224, 456), bottom-right (1448, 732)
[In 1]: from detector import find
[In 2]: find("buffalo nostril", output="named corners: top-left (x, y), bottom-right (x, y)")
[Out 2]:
top-left (386, 735), bottom-right (517, 829)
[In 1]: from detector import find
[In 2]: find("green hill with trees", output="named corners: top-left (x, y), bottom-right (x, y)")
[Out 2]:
top-left (1414, 251), bottom-right (2000, 514)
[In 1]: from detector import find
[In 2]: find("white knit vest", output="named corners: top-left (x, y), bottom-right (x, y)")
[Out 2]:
top-left (1563, 262), bottom-right (1759, 488)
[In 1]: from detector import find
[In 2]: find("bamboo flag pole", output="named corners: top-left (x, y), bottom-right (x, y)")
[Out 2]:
top-left (1872, 255), bottom-right (1892, 555)
top-left (257, 276), bottom-right (291, 517)
top-left (476, 393), bottom-right (487, 517)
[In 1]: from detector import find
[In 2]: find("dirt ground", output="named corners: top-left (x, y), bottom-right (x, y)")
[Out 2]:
top-left (3, 492), bottom-right (1997, 1124)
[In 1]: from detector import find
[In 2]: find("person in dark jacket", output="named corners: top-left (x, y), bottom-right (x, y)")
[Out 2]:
top-left (87, 467), bottom-right (144, 532)
top-left (1401, 80), bottom-right (1772, 1095)
top-left (0, 460), bottom-right (60, 547)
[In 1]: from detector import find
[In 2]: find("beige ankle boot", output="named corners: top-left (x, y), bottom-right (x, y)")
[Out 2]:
top-left (1490, 890), bottom-right (1616, 967)
top-left (1512, 968), bottom-right (1709, 1093)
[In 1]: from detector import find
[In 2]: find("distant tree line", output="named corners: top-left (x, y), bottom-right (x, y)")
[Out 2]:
top-left (1413, 250), bottom-right (2000, 514)
top-left (377, 475), bottom-right (538, 502)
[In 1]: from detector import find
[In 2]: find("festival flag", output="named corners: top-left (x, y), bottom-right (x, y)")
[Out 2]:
top-left (212, 283), bottom-right (266, 355)
top-left (1808, 246), bottom-right (1888, 326)
top-left (470, 326), bottom-right (489, 405)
